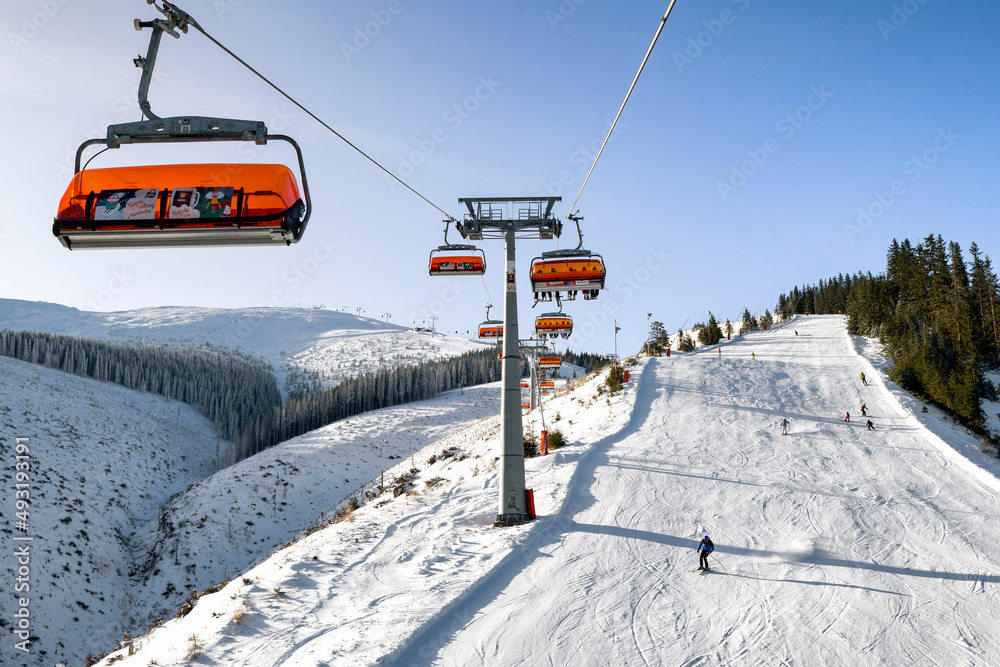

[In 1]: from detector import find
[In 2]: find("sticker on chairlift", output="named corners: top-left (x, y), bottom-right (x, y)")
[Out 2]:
top-left (506, 263), bottom-right (516, 291)
top-left (169, 187), bottom-right (234, 219)
top-left (94, 189), bottom-right (158, 221)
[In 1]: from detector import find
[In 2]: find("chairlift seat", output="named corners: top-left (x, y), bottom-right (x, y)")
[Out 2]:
top-left (535, 313), bottom-right (573, 338)
top-left (53, 163), bottom-right (306, 249)
top-left (428, 246), bottom-right (486, 276)
top-left (539, 356), bottom-right (562, 368)
top-left (530, 255), bottom-right (606, 294)
top-left (478, 321), bottom-right (504, 341)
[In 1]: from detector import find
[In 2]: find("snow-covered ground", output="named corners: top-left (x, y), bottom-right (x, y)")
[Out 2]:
top-left (0, 349), bottom-right (507, 667)
top-left (0, 355), bottom-right (219, 667)
top-left (86, 357), bottom-right (634, 666)
top-left (0, 299), bottom-right (484, 396)
top-left (81, 314), bottom-right (1000, 666)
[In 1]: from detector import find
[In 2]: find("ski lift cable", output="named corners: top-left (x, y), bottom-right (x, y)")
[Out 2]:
top-left (480, 274), bottom-right (496, 319)
top-left (563, 0), bottom-right (679, 219)
top-left (166, 1), bottom-right (458, 223)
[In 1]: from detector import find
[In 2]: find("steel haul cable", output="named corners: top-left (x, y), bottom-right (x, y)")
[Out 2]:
top-left (564, 0), bottom-right (679, 218)
top-left (156, 1), bottom-right (458, 223)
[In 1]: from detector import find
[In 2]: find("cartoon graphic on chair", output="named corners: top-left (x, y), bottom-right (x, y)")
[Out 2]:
top-left (169, 188), bottom-right (201, 219)
top-left (99, 191), bottom-right (126, 217)
top-left (169, 187), bottom-right (233, 219)
top-left (122, 189), bottom-right (158, 220)
top-left (204, 188), bottom-right (230, 216)
top-left (95, 190), bottom-right (157, 221)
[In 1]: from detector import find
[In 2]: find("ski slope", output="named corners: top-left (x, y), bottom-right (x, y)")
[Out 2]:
top-left (92, 315), bottom-right (1000, 666)
top-left (420, 315), bottom-right (1000, 666)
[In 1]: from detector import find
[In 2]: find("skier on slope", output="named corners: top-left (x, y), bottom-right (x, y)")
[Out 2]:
top-left (861, 403), bottom-right (868, 416)
top-left (697, 535), bottom-right (714, 570)
top-left (845, 411), bottom-right (850, 422)
top-left (860, 372), bottom-right (868, 386)
top-left (867, 419), bottom-right (875, 431)
top-left (781, 417), bottom-right (789, 435)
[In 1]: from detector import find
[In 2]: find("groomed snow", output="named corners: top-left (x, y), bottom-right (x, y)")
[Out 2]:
top-left (94, 315), bottom-right (1000, 666)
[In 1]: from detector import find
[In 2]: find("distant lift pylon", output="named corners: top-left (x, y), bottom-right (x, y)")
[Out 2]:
top-left (52, 1), bottom-right (311, 250)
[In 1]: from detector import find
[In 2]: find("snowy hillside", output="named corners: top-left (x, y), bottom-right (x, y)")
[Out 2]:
top-left (90, 315), bottom-right (1000, 666)
top-left (0, 299), bottom-right (484, 396)
top-left (116, 382), bottom-right (503, 634)
top-left (0, 355), bottom-right (220, 667)
top-left (0, 346), bottom-right (504, 667)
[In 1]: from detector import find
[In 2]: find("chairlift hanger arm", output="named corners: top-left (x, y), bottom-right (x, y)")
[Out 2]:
top-left (147, 0), bottom-right (458, 222)
top-left (134, 1), bottom-right (196, 122)
top-left (566, 211), bottom-right (584, 250)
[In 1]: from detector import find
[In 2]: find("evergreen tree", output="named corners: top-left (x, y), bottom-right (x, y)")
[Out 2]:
top-left (698, 313), bottom-right (724, 346)
top-left (779, 235), bottom-right (998, 427)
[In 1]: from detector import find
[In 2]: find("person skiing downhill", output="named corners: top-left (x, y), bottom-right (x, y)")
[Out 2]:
top-left (860, 372), bottom-right (868, 386)
top-left (781, 417), bottom-right (789, 435)
top-left (867, 419), bottom-right (875, 431)
top-left (845, 411), bottom-right (850, 422)
top-left (751, 352), bottom-right (756, 360)
top-left (861, 403), bottom-right (868, 416)
top-left (697, 535), bottom-right (714, 570)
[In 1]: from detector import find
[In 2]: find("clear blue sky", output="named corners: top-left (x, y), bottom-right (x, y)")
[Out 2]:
top-left (1, 0), bottom-right (997, 355)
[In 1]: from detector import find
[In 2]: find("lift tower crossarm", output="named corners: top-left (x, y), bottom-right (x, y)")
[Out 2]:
top-left (457, 197), bottom-right (561, 241)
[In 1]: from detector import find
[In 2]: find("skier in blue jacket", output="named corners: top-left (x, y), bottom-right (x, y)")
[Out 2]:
top-left (697, 535), bottom-right (714, 570)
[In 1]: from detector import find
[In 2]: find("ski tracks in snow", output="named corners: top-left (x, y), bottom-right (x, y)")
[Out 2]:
top-left (420, 316), bottom-right (1000, 666)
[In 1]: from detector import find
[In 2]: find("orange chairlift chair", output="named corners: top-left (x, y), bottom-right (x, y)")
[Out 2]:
top-left (529, 213), bottom-right (606, 306)
top-left (478, 305), bottom-right (503, 342)
top-left (478, 320), bottom-right (504, 341)
top-left (530, 251), bottom-right (606, 304)
top-left (428, 246), bottom-right (486, 276)
top-left (538, 356), bottom-right (562, 371)
top-left (534, 312), bottom-right (573, 339)
top-left (428, 220), bottom-right (486, 276)
top-left (53, 2), bottom-right (310, 250)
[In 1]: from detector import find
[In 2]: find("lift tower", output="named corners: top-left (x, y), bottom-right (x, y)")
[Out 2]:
top-left (457, 197), bottom-right (561, 525)
top-left (519, 337), bottom-right (550, 411)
